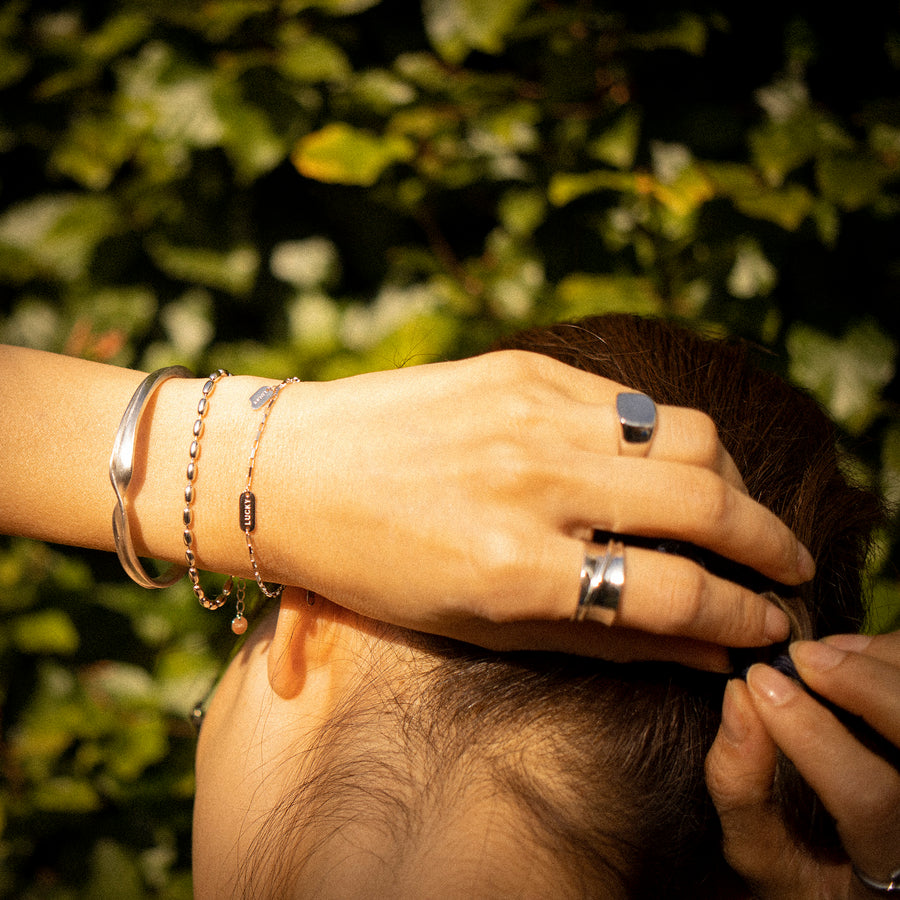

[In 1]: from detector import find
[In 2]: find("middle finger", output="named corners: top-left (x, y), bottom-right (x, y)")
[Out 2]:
top-left (561, 455), bottom-right (814, 586)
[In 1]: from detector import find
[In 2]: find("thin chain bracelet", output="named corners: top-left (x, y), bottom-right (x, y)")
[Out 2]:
top-left (183, 370), bottom-right (237, 613)
top-left (240, 377), bottom-right (301, 600)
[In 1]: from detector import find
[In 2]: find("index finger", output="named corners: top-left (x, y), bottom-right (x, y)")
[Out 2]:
top-left (790, 633), bottom-right (900, 747)
top-left (529, 357), bottom-right (748, 491)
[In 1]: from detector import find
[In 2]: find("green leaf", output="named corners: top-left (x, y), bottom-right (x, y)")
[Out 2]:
top-left (787, 320), bottom-right (897, 435)
top-left (161, 289), bottom-right (214, 358)
top-left (77, 286), bottom-right (158, 336)
top-left (0, 296), bottom-right (62, 351)
top-left (548, 170), bottom-right (637, 207)
top-left (0, 45), bottom-right (29, 89)
top-left (629, 13), bottom-right (708, 55)
top-left (270, 237), bottom-right (340, 288)
top-left (866, 576), bottom-right (900, 635)
top-left (116, 44), bottom-right (225, 154)
top-left (84, 840), bottom-right (144, 900)
top-left (51, 112), bottom-right (136, 190)
top-left (816, 153), bottom-right (892, 211)
top-left (287, 291), bottom-right (342, 352)
top-left (106, 715), bottom-right (169, 781)
top-left (735, 182), bottom-right (814, 231)
top-left (882, 424), bottom-right (900, 511)
top-left (351, 69), bottom-right (417, 113)
top-left (706, 162), bottom-right (815, 230)
top-left (498, 188), bottom-right (547, 236)
top-left (588, 110), bottom-right (641, 170)
top-left (277, 32), bottom-right (352, 83)
top-left (292, 0), bottom-right (382, 12)
top-left (11, 609), bottom-right (79, 655)
top-left (727, 239), bottom-right (777, 298)
top-left (32, 776), bottom-right (101, 813)
top-left (423, 0), bottom-right (533, 63)
top-left (146, 239), bottom-right (259, 295)
top-left (217, 91), bottom-right (286, 182)
top-left (869, 123), bottom-right (900, 159)
top-left (749, 109), bottom-right (826, 184)
top-left (555, 274), bottom-right (662, 318)
top-left (292, 123), bottom-right (415, 186)
top-left (189, 1), bottom-right (275, 40)
top-left (0, 194), bottom-right (120, 282)
top-left (80, 10), bottom-right (151, 63)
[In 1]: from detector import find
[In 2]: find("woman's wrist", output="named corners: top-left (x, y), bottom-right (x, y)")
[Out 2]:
top-left (130, 371), bottom-right (287, 582)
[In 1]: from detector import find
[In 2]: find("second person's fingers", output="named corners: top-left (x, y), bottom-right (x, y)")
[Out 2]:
top-left (706, 679), bottom-right (831, 898)
top-left (789, 633), bottom-right (900, 746)
top-left (745, 662), bottom-right (900, 887)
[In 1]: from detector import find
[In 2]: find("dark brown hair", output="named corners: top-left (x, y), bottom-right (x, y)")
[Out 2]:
top-left (245, 315), bottom-right (883, 899)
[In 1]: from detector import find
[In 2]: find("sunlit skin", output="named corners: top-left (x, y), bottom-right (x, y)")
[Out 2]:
top-left (193, 589), bottom-right (578, 899)
top-left (0, 343), bottom-right (815, 669)
top-left (3, 343), bottom-right (895, 897)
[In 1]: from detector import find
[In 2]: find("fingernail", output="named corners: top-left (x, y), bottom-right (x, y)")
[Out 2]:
top-left (790, 639), bottom-right (846, 672)
top-left (797, 543), bottom-right (816, 580)
top-left (720, 680), bottom-right (749, 745)
top-left (764, 605), bottom-right (791, 643)
top-left (823, 633), bottom-right (873, 654)
top-left (746, 663), bottom-right (800, 707)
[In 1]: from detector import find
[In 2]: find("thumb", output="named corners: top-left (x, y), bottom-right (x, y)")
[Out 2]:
top-left (706, 679), bottom-right (819, 898)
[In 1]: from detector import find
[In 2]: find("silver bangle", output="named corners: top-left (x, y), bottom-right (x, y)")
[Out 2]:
top-left (854, 865), bottom-right (900, 894)
top-left (110, 366), bottom-right (193, 589)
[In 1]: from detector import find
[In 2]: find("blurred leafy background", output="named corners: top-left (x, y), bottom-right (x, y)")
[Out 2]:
top-left (1, 0), bottom-right (898, 896)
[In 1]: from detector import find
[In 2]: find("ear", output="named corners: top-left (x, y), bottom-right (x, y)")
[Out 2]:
top-left (267, 587), bottom-right (322, 699)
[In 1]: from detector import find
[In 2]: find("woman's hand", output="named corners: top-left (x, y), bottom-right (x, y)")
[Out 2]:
top-left (258, 349), bottom-right (813, 670)
top-left (706, 630), bottom-right (900, 897)
top-left (0, 345), bottom-right (812, 671)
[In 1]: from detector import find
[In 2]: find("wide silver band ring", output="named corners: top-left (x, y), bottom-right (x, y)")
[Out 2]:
top-left (854, 865), bottom-right (900, 894)
top-left (617, 392), bottom-right (656, 457)
top-left (574, 540), bottom-right (625, 623)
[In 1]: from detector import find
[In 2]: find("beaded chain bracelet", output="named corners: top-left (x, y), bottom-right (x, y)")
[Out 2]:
top-left (182, 370), bottom-right (239, 616)
top-left (240, 378), bottom-right (301, 604)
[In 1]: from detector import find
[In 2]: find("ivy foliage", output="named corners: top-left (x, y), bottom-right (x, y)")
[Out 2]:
top-left (1, 1), bottom-right (898, 896)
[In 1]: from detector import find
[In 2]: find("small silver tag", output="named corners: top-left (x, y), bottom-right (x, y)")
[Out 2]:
top-left (249, 386), bottom-right (274, 409)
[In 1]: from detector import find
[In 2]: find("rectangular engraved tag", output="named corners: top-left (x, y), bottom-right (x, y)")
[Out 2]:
top-left (239, 491), bottom-right (256, 533)
top-left (250, 386), bottom-right (274, 410)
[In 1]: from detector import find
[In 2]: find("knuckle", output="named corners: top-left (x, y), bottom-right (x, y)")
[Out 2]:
top-left (688, 473), bottom-right (734, 532)
top-left (470, 531), bottom-right (534, 623)
top-left (491, 349), bottom-right (550, 384)
top-left (500, 388), bottom-right (544, 431)
top-left (687, 411), bottom-right (724, 469)
top-left (705, 756), bottom-right (759, 811)
top-left (656, 561), bottom-right (707, 632)
top-left (843, 771), bottom-right (900, 830)
top-left (483, 436), bottom-right (536, 495)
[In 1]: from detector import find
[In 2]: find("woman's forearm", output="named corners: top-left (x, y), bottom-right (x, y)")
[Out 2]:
top-left (1, 342), bottom-right (814, 669)
top-left (0, 345), bottom-right (283, 582)
top-left (1, 345), bottom-right (149, 551)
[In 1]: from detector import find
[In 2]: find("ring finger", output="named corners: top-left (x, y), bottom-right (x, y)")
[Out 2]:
top-left (565, 542), bottom-right (791, 648)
